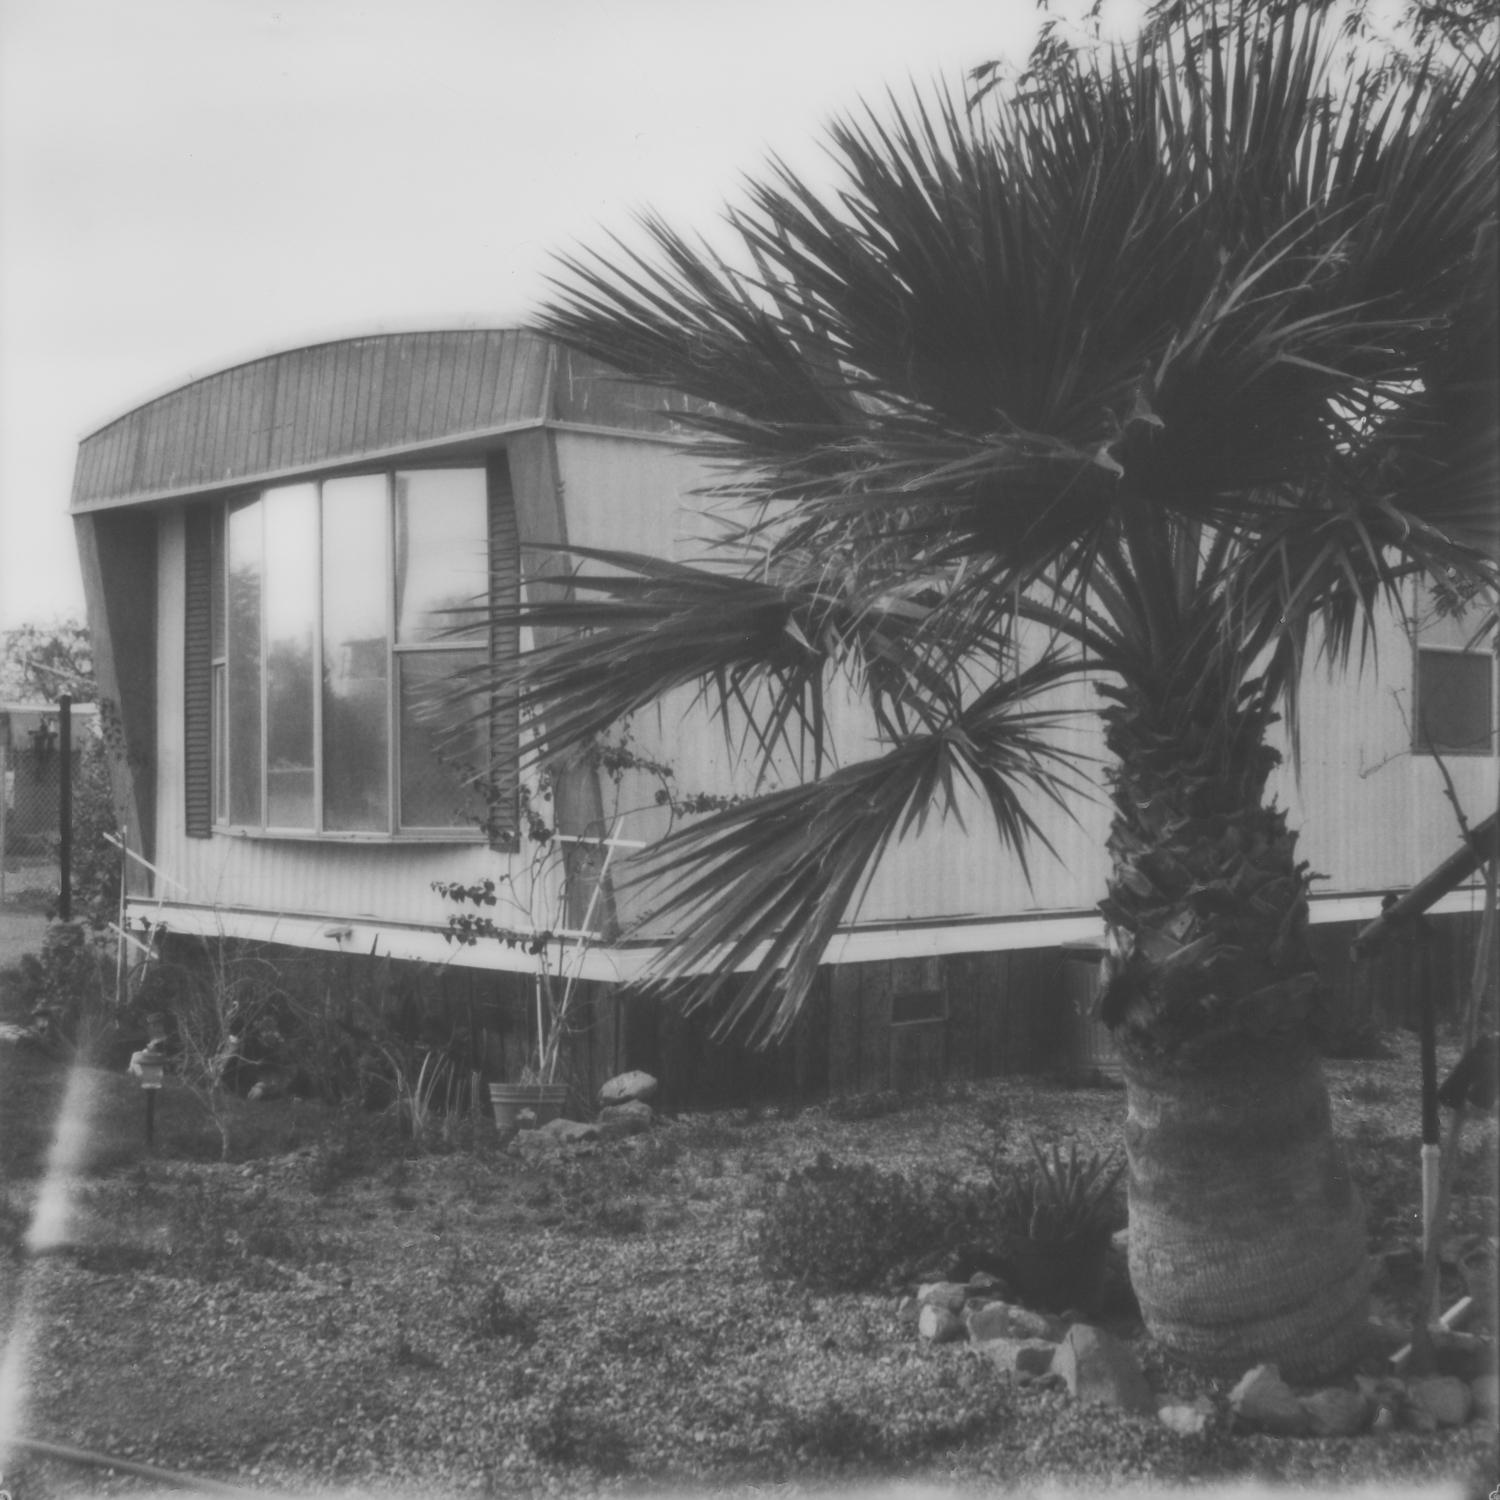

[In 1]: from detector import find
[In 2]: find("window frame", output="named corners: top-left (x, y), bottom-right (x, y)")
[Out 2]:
top-left (1412, 643), bottom-right (1497, 759)
top-left (197, 461), bottom-right (510, 843)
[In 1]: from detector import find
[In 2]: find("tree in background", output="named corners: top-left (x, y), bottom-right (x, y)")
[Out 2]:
top-left (0, 615), bottom-right (118, 926)
top-left (482, 1), bottom-right (1497, 1378)
top-left (0, 616), bottom-right (94, 704)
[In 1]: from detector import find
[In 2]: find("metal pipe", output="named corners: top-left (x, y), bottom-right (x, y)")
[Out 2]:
top-left (57, 694), bottom-right (71, 922)
top-left (5, 1435), bottom-right (257, 1496)
top-left (1351, 811), bottom-right (1500, 956)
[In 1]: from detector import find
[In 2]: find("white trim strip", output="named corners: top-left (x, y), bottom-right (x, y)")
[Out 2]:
top-left (128, 886), bottom-right (1489, 983)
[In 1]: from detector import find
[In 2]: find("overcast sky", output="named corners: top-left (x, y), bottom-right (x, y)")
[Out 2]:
top-left (0, 0), bottom-right (1117, 633)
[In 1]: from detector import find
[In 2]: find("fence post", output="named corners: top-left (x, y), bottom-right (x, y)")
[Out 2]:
top-left (58, 694), bottom-right (71, 922)
top-left (0, 720), bottom-right (8, 907)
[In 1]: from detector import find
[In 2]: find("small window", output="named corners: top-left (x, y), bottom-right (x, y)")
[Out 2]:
top-left (891, 989), bottom-right (947, 1026)
top-left (1415, 648), bottom-right (1494, 756)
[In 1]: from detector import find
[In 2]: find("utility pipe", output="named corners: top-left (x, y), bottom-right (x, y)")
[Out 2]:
top-left (5, 1435), bottom-right (258, 1497)
top-left (57, 694), bottom-right (71, 923)
top-left (1351, 811), bottom-right (1500, 956)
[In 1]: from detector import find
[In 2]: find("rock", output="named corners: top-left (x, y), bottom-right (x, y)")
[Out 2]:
top-left (1407, 1373), bottom-right (1472, 1428)
top-left (918, 1305), bottom-right (966, 1344)
top-left (965, 1301), bottom-right (1063, 1343)
top-left (1430, 1329), bottom-right (1495, 1381)
top-left (598, 1101), bottom-right (653, 1138)
top-left (1053, 1324), bottom-right (1155, 1414)
top-left (1300, 1386), bottom-right (1369, 1437)
top-left (974, 1337), bottom-right (1056, 1377)
top-left (1158, 1398), bottom-right (1213, 1437)
top-left (1355, 1374), bottom-right (1405, 1419)
top-left (599, 1070), bottom-right (657, 1106)
top-left (916, 1282), bottom-right (969, 1315)
top-left (1399, 1399), bottom-right (1438, 1433)
top-left (1471, 1372), bottom-right (1498, 1425)
top-left (1229, 1364), bottom-right (1311, 1436)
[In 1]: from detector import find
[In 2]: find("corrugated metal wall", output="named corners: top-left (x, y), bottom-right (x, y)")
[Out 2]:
top-left (152, 509), bottom-right (545, 938)
top-left (126, 339), bottom-right (1494, 958)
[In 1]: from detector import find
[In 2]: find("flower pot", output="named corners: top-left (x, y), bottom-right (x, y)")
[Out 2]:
top-left (489, 1082), bottom-right (569, 1132)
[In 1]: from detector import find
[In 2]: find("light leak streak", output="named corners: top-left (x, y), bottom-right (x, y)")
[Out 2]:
top-left (0, 1059), bottom-right (100, 1466)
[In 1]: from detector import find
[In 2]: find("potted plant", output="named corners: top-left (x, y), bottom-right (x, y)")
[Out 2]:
top-left (435, 787), bottom-right (628, 1132)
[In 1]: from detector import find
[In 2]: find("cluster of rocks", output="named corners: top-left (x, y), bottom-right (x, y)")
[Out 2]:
top-left (901, 1277), bottom-right (1158, 1415)
top-left (904, 1275), bottom-right (1498, 1440)
top-left (511, 1070), bottom-right (659, 1152)
top-left (1229, 1358), bottom-right (1497, 1438)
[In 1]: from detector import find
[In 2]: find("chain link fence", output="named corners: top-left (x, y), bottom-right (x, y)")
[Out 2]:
top-left (1, 706), bottom-right (91, 908)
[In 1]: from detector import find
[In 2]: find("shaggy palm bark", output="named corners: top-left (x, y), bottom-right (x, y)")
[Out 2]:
top-left (1098, 674), bottom-right (1370, 1378)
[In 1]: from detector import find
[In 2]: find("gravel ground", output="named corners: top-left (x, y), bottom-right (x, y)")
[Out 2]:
top-left (0, 1034), bottom-right (1495, 1499)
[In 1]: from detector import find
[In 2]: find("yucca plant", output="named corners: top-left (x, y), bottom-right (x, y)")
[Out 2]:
top-left (992, 1139), bottom-right (1126, 1250)
top-left (480, 1), bottom-right (1498, 1376)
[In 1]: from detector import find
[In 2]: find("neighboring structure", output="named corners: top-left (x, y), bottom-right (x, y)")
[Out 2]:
top-left (72, 330), bottom-right (1497, 1102)
top-left (1, 700), bottom-right (99, 901)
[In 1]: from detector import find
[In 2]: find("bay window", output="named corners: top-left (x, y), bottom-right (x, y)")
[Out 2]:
top-left (185, 459), bottom-right (518, 842)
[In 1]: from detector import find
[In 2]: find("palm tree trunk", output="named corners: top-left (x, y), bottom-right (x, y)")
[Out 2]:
top-left (1122, 1039), bottom-right (1371, 1379)
top-left (1099, 672), bottom-right (1372, 1378)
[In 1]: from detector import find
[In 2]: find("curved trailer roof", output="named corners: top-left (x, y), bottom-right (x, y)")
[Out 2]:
top-left (71, 328), bottom-right (697, 514)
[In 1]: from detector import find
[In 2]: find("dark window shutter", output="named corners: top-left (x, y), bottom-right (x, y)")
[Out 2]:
top-left (487, 454), bottom-right (521, 851)
top-left (183, 509), bottom-right (214, 838)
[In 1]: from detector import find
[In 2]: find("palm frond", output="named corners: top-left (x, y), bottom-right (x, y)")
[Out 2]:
top-left (617, 651), bottom-right (1090, 1043)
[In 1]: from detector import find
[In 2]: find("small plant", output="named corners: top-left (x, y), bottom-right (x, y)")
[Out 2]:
top-left (992, 1137), bottom-right (1125, 1248)
top-left (753, 1151), bottom-right (985, 1291)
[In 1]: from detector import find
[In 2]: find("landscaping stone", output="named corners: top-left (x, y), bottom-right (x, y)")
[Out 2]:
top-left (1157, 1397), bottom-right (1213, 1437)
top-left (1471, 1372), bottom-right (1498, 1425)
top-left (1406, 1373), bottom-right (1472, 1428)
top-left (599, 1070), bottom-right (657, 1105)
top-left (965, 1300), bottom-right (1063, 1342)
top-left (1429, 1329), bottom-right (1495, 1381)
top-left (1053, 1324), bottom-right (1155, 1414)
top-left (918, 1304), bottom-right (966, 1344)
top-left (1299, 1386), bottom-right (1369, 1437)
top-left (598, 1101), bottom-right (653, 1138)
top-left (1229, 1365), bottom-right (1311, 1436)
top-left (916, 1282), bottom-right (969, 1315)
top-left (1355, 1374), bottom-right (1405, 1421)
top-left (973, 1337), bottom-right (1055, 1377)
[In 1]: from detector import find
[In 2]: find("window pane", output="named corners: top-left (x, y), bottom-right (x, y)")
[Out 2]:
top-left (1417, 650), bottom-right (1494, 755)
top-left (212, 663), bottom-right (227, 824)
top-left (210, 508), bottom-right (225, 660)
top-left (322, 475), bottom-right (390, 831)
top-left (399, 650), bottom-right (486, 828)
top-left (226, 499), bottom-right (263, 826)
top-left (262, 485), bottom-right (318, 828)
top-left (394, 469), bottom-right (488, 644)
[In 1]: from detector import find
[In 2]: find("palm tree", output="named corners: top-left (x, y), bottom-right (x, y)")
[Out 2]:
top-left (492, 4), bottom-right (1497, 1377)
